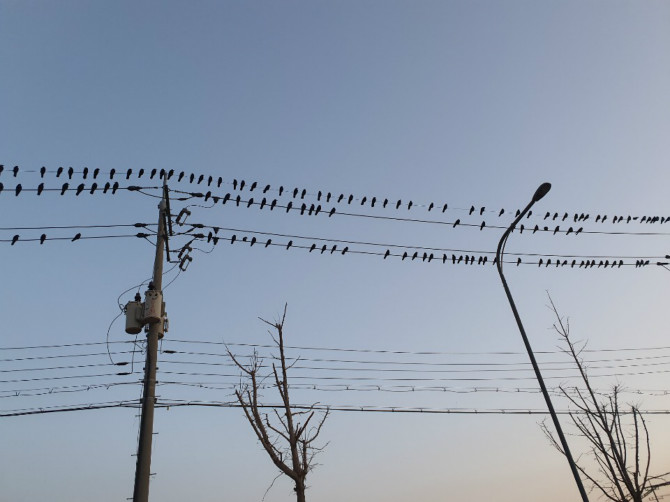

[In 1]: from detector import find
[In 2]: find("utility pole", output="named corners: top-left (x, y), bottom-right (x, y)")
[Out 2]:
top-left (132, 178), bottom-right (168, 502)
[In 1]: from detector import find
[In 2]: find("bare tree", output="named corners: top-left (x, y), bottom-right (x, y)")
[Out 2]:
top-left (227, 305), bottom-right (329, 502)
top-left (541, 297), bottom-right (669, 502)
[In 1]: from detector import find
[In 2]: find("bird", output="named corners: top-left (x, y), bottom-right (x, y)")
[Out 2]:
top-left (109, 168), bottom-right (115, 179)
top-left (264, 184), bottom-right (271, 194)
top-left (168, 169), bottom-right (175, 179)
top-left (309, 244), bottom-right (316, 252)
top-left (571, 260), bottom-right (576, 268)
top-left (402, 252), bottom-right (408, 261)
top-left (480, 207), bottom-right (485, 215)
top-left (428, 253), bottom-right (434, 263)
top-left (76, 184), bottom-right (85, 196)
top-left (207, 232), bottom-right (213, 243)
top-left (498, 208), bottom-right (504, 217)
top-left (178, 171), bottom-right (184, 182)
top-left (270, 199), bottom-right (277, 210)
top-left (300, 203), bottom-right (306, 215)
top-left (330, 245), bottom-right (337, 254)
top-left (575, 227), bottom-right (583, 235)
top-left (102, 182), bottom-right (109, 194)
top-left (595, 215), bottom-right (601, 222)
top-left (411, 252), bottom-right (418, 260)
top-left (538, 259), bottom-right (543, 267)
top-left (265, 239), bottom-right (272, 248)
top-left (442, 204), bottom-right (448, 213)
top-left (0, 182), bottom-right (3, 194)
top-left (223, 193), bottom-right (231, 204)
top-left (348, 194), bottom-right (354, 204)
top-left (315, 205), bottom-right (322, 216)
top-left (428, 202), bottom-right (434, 211)
top-left (452, 254), bottom-right (457, 264)
top-left (327, 192), bottom-right (332, 202)
top-left (260, 198), bottom-right (267, 210)
top-left (286, 240), bottom-right (293, 249)
top-left (533, 225), bottom-right (539, 234)
top-left (371, 197), bottom-right (376, 207)
top-left (384, 250), bottom-right (390, 259)
top-left (218, 177), bottom-right (223, 188)
top-left (566, 227), bottom-right (573, 235)
top-left (407, 201), bottom-right (413, 210)
top-left (250, 237), bottom-right (257, 247)
top-left (13, 166), bottom-right (19, 177)
top-left (137, 168), bottom-right (144, 178)
top-left (15, 184), bottom-right (22, 196)
top-left (320, 244), bottom-right (327, 254)
top-left (11, 235), bottom-right (19, 245)
top-left (39, 166), bottom-right (46, 178)
top-left (68, 167), bottom-right (74, 179)
top-left (293, 188), bottom-right (299, 198)
top-left (553, 226), bottom-right (560, 235)
top-left (112, 182), bottom-right (119, 194)
top-left (301, 189), bottom-right (306, 199)
top-left (383, 198), bottom-right (389, 208)
top-left (279, 186), bottom-right (284, 196)
top-left (61, 183), bottom-right (69, 195)
top-left (308, 204), bottom-right (315, 215)
top-left (207, 175), bottom-right (213, 186)
top-left (442, 254), bottom-right (447, 264)
top-left (517, 258), bottom-right (521, 266)
top-left (247, 198), bottom-right (254, 208)
top-left (316, 190), bottom-right (322, 201)
top-left (231, 235), bottom-right (237, 244)
top-left (56, 167), bottom-right (63, 177)
top-left (422, 252), bottom-right (427, 262)
top-left (515, 210), bottom-right (521, 217)
top-left (72, 233), bottom-right (81, 242)
top-left (150, 168), bottom-right (157, 179)
top-left (341, 246), bottom-right (349, 255)
top-left (552, 212), bottom-right (558, 221)
top-left (196, 174), bottom-right (203, 184)
top-left (239, 180), bottom-right (246, 191)
top-left (125, 169), bottom-right (132, 179)
top-left (189, 173), bottom-right (195, 183)
top-left (480, 221), bottom-right (485, 231)
top-left (37, 183), bottom-right (44, 196)
top-left (286, 201), bottom-right (293, 213)
top-left (361, 196), bottom-right (367, 206)
top-left (40, 234), bottom-right (46, 244)
top-left (204, 191), bottom-right (211, 202)
top-left (562, 212), bottom-right (568, 221)
top-left (329, 207), bottom-right (336, 217)
top-left (469, 206), bottom-right (475, 215)
top-left (90, 183), bottom-right (98, 194)
top-left (396, 200), bottom-right (402, 209)
top-left (337, 194), bottom-right (344, 203)
top-left (602, 215), bottom-right (608, 223)
top-left (452, 219), bottom-right (460, 228)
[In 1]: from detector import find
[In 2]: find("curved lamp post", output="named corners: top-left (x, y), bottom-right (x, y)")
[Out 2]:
top-left (496, 183), bottom-right (589, 502)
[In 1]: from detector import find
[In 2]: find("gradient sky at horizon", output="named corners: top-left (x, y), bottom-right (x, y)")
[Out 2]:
top-left (1, 1), bottom-right (670, 501)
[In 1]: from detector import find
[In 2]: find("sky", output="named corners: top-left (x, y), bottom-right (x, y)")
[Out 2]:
top-left (1, 1), bottom-right (670, 501)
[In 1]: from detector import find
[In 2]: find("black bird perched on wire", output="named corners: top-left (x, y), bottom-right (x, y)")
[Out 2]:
top-left (411, 251), bottom-right (418, 260)
top-left (231, 235), bottom-right (237, 244)
top-left (341, 246), bottom-right (349, 255)
top-left (76, 184), bottom-right (85, 196)
top-left (286, 240), bottom-right (293, 249)
top-left (517, 257), bottom-right (522, 266)
top-left (422, 252), bottom-right (427, 262)
top-left (480, 207), bottom-right (485, 215)
top-left (260, 198), bottom-right (267, 210)
top-left (40, 234), bottom-right (46, 245)
top-left (383, 198), bottom-right (389, 208)
top-left (320, 244), bottom-right (327, 254)
top-left (309, 243), bottom-right (316, 252)
top-left (177, 171), bottom-right (184, 181)
top-left (308, 204), bottom-right (315, 215)
top-left (125, 169), bottom-right (132, 179)
top-left (442, 204), bottom-right (448, 213)
top-left (402, 251), bottom-right (408, 261)
top-left (301, 189), bottom-right (306, 199)
top-left (293, 188), bottom-right (299, 198)
top-left (151, 168), bottom-right (157, 179)
top-left (90, 183), bottom-right (98, 194)
top-left (56, 167), bottom-right (63, 177)
top-left (207, 175), bottom-right (212, 186)
top-left (338, 194), bottom-right (344, 203)
top-left (300, 203), bottom-right (306, 215)
top-left (452, 219), bottom-right (460, 228)
top-left (11, 235), bottom-right (19, 245)
top-left (40, 166), bottom-right (46, 178)
top-left (327, 192), bottom-right (332, 202)
top-left (428, 202), bottom-right (434, 211)
top-left (102, 182), bottom-right (110, 194)
top-left (315, 205), bottom-right (322, 216)
top-left (407, 201), bottom-right (413, 210)
top-left (384, 249), bottom-right (390, 259)
top-left (112, 182), bottom-right (119, 194)
top-left (348, 194), bottom-right (354, 204)
top-left (318, 191), bottom-right (323, 200)
top-left (498, 208), bottom-right (504, 217)
top-left (361, 196), bottom-right (367, 206)
top-left (72, 233), bottom-right (81, 242)
top-left (68, 167), bottom-right (74, 179)
top-left (247, 198), bottom-right (254, 208)
top-left (61, 183), bottom-right (69, 195)
top-left (15, 184), bottom-right (22, 196)
top-left (265, 239), bottom-right (272, 248)
top-left (37, 183), bottom-right (44, 196)
top-left (188, 173), bottom-right (195, 183)
top-left (264, 184), bottom-right (271, 194)
top-left (442, 254), bottom-right (447, 264)
top-left (233, 195), bottom-right (240, 206)
top-left (198, 174), bottom-right (204, 185)
top-left (330, 245), bottom-right (337, 254)
top-left (469, 206), bottom-right (475, 215)
top-left (109, 168), bottom-right (116, 180)
top-left (223, 193), bottom-right (231, 204)
top-left (270, 199), bottom-right (277, 210)
top-left (13, 166), bottom-right (19, 177)
top-left (93, 168), bottom-right (100, 179)
top-left (371, 197), bottom-right (376, 207)
top-left (480, 221), bottom-right (485, 231)
top-left (328, 207), bottom-right (336, 217)
top-left (396, 199), bottom-right (402, 209)
top-left (286, 201), bottom-right (293, 213)
top-left (81, 167), bottom-right (88, 179)
top-left (278, 186), bottom-right (284, 196)
top-left (137, 168), bottom-right (144, 178)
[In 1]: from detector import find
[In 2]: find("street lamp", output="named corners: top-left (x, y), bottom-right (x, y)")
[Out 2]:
top-left (495, 183), bottom-right (589, 502)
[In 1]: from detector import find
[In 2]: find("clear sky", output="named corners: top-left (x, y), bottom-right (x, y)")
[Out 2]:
top-left (1, 1), bottom-right (670, 501)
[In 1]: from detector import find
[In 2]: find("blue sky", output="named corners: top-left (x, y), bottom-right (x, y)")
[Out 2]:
top-left (1, 1), bottom-right (670, 501)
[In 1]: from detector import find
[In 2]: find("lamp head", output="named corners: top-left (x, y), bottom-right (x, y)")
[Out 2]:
top-left (532, 183), bottom-right (552, 203)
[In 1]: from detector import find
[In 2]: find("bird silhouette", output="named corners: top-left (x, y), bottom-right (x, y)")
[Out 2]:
top-left (293, 188), bottom-right (299, 198)
top-left (247, 198), bottom-right (254, 208)
top-left (575, 227), bottom-right (583, 235)
top-left (37, 183), bottom-right (44, 196)
top-left (315, 205), bottom-right (322, 216)
top-left (412, 252), bottom-right (418, 260)
top-left (348, 194), bottom-right (354, 204)
top-left (301, 189), bottom-right (306, 199)
top-left (72, 233), bottom-right (81, 242)
top-left (40, 166), bottom-right (46, 178)
top-left (517, 257), bottom-right (521, 266)
top-left (124, 169), bottom-right (131, 179)
top-left (341, 246), bottom-right (349, 255)
top-left (168, 169), bottom-right (174, 180)
top-left (239, 180), bottom-right (245, 190)
top-left (112, 182), bottom-right (119, 194)
top-left (13, 166), bottom-right (19, 177)
top-left (320, 244), bottom-right (327, 254)
top-left (515, 210), bottom-right (521, 217)
top-left (570, 260), bottom-right (576, 268)
top-left (330, 245), bottom-right (337, 254)
top-left (383, 198), bottom-right (389, 208)
top-left (286, 240), bottom-right (293, 249)
top-left (40, 234), bottom-right (46, 244)
top-left (562, 212), bottom-right (567, 221)
top-left (76, 184), bottom-right (84, 196)
top-left (546, 259), bottom-right (552, 267)
top-left (338, 194), bottom-right (344, 203)
top-left (602, 215), bottom-right (608, 223)
top-left (223, 193), bottom-right (231, 204)
top-left (538, 259), bottom-right (543, 267)
top-left (595, 215), bottom-right (601, 222)
top-left (533, 225), bottom-right (539, 234)
top-left (327, 192), bottom-right (332, 202)
top-left (384, 249), bottom-right (390, 259)
top-left (553, 226), bottom-right (559, 235)
top-left (422, 252), bottom-right (427, 262)
top-left (207, 175), bottom-right (213, 186)
top-left (0, 183), bottom-right (3, 194)
top-left (204, 191), bottom-right (211, 202)
top-left (469, 206), bottom-right (475, 215)
top-left (402, 252), bottom-right (408, 261)
top-left (109, 168), bottom-right (116, 179)
top-left (207, 232), bottom-right (213, 243)
top-left (177, 171), bottom-right (184, 182)
top-left (265, 239), bottom-right (272, 248)
top-left (231, 235), bottom-right (237, 244)
top-left (457, 255), bottom-right (463, 264)
top-left (480, 207), bottom-right (485, 215)
top-left (235, 195), bottom-right (241, 206)
top-left (526, 210), bottom-right (532, 218)
top-left (407, 201), bottom-right (413, 210)
top-left (310, 243), bottom-right (316, 252)
top-left (11, 235), bottom-right (19, 245)
top-left (14, 184), bottom-right (22, 196)
top-left (566, 227), bottom-right (573, 235)
top-left (57, 167), bottom-right (63, 177)
top-left (90, 183), bottom-right (98, 194)
top-left (242, 236), bottom-right (248, 242)
top-left (396, 200), bottom-right (402, 209)
top-left (68, 167), bottom-right (74, 179)
top-left (498, 208), bottom-right (504, 217)
top-left (196, 174), bottom-right (203, 184)
top-left (442, 204), bottom-right (448, 213)
top-left (250, 237), bottom-right (257, 246)
top-left (134, 168), bottom-right (143, 179)
top-left (278, 186), bottom-right (284, 196)
top-left (102, 182), bottom-right (110, 194)
top-left (428, 202), bottom-right (434, 212)
top-left (61, 183), bottom-right (69, 195)
top-left (329, 207), bottom-right (336, 217)
top-left (308, 204), bottom-right (315, 215)
top-left (270, 199), bottom-right (277, 210)
top-left (452, 254), bottom-right (457, 264)
top-left (452, 219), bottom-right (460, 228)
top-left (442, 254), bottom-right (447, 264)
top-left (300, 203), bottom-right (306, 215)
top-left (189, 173), bottom-right (195, 183)
top-left (286, 201), bottom-right (293, 213)
top-left (260, 198), bottom-right (267, 210)
top-left (371, 197), bottom-right (376, 207)
top-left (361, 196), bottom-right (367, 206)
top-left (317, 190), bottom-right (322, 201)
top-left (480, 221), bottom-right (485, 231)
top-left (428, 253), bottom-right (434, 263)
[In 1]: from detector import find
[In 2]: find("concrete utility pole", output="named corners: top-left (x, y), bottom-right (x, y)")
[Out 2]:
top-left (132, 179), bottom-right (167, 502)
